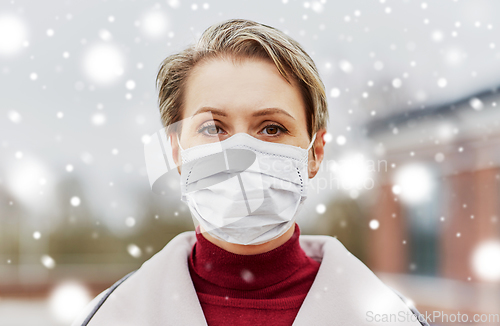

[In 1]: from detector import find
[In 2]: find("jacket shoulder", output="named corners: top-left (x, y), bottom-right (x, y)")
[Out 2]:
top-left (71, 270), bottom-right (137, 326)
top-left (390, 286), bottom-right (430, 326)
top-left (298, 234), bottom-right (428, 325)
top-left (70, 230), bottom-right (197, 326)
top-left (70, 288), bottom-right (110, 326)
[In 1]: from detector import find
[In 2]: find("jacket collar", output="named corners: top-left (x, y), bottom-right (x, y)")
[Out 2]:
top-left (88, 231), bottom-right (421, 326)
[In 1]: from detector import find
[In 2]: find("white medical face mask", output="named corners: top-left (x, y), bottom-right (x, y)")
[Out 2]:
top-left (178, 132), bottom-right (316, 245)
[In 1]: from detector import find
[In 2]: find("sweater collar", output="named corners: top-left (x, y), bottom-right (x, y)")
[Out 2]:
top-left (188, 223), bottom-right (311, 290)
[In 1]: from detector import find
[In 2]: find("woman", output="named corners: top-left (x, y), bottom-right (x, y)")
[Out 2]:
top-left (72, 19), bottom-right (428, 326)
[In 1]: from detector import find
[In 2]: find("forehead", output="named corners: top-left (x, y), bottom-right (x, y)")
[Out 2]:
top-left (182, 56), bottom-right (306, 119)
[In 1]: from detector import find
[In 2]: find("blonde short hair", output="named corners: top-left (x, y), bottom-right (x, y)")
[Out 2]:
top-left (156, 18), bottom-right (328, 139)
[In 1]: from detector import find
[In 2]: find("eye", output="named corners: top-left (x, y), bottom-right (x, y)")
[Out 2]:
top-left (260, 123), bottom-right (288, 136)
top-left (197, 122), bottom-right (225, 136)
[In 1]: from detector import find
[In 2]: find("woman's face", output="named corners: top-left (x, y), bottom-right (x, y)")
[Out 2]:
top-left (172, 56), bottom-right (325, 177)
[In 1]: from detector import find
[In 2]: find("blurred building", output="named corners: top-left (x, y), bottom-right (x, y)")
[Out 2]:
top-left (365, 85), bottom-right (500, 324)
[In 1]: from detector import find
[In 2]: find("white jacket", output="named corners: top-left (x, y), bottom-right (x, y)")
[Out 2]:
top-left (71, 231), bottom-right (428, 326)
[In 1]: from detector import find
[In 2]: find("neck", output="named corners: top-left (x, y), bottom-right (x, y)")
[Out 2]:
top-left (199, 223), bottom-right (296, 255)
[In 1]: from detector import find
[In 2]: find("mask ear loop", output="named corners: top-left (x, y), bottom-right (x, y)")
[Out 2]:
top-left (176, 133), bottom-right (184, 151)
top-left (307, 132), bottom-right (317, 151)
top-left (307, 132), bottom-right (318, 163)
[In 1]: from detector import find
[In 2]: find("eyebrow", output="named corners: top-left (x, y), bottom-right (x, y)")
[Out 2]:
top-left (191, 107), bottom-right (227, 118)
top-left (191, 106), bottom-right (295, 120)
top-left (252, 108), bottom-right (295, 120)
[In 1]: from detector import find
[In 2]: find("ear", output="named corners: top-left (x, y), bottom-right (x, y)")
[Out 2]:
top-left (169, 131), bottom-right (182, 175)
top-left (308, 128), bottom-right (327, 178)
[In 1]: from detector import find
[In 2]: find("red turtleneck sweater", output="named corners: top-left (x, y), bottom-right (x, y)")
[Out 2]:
top-left (187, 223), bottom-right (321, 326)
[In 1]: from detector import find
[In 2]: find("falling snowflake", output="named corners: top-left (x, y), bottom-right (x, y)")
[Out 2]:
top-left (0, 14), bottom-right (28, 56)
top-left (48, 281), bottom-right (91, 324)
top-left (91, 113), bottom-right (106, 126)
top-left (240, 269), bottom-right (254, 283)
top-left (472, 241), bottom-right (500, 282)
top-left (127, 244), bottom-right (142, 258)
top-left (437, 78), bottom-right (447, 88)
top-left (83, 43), bottom-right (125, 84)
top-left (339, 60), bottom-right (353, 73)
top-left (316, 204), bottom-right (326, 214)
top-left (141, 11), bottom-right (169, 38)
top-left (330, 88), bottom-right (340, 98)
top-left (8, 110), bottom-right (22, 123)
top-left (369, 219), bottom-right (380, 230)
top-left (98, 29), bottom-right (112, 41)
top-left (125, 80), bottom-right (136, 90)
top-left (125, 216), bottom-right (136, 227)
top-left (70, 196), bottom-right (81, 207)
top-left (41, 255), bottom-right (56, 269)
top-left (392, 78), bottom-right (402, 88)
top-left (469, 97), bottom-right (484, 111)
